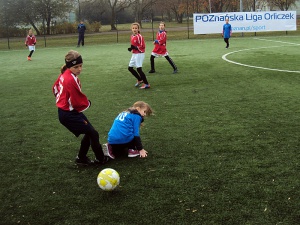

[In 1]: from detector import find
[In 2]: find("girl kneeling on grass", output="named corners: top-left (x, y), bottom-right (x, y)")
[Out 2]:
top-left (52, 50), bottom-right (109, 166)
top-left (103, 101), bottom-right (153, 159)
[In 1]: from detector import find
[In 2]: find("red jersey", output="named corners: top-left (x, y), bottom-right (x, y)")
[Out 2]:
top-left (52, 69), bottom-right (90, 112)
top-left (25, 35), bottom-right (36, 46)
top-left (131, 33), bottom-right (145, 53)
top-left (152, 30), bottom-right (167, 55)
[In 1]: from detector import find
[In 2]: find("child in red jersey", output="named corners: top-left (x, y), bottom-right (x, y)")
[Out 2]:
top-left (149, 22), bottom-right (177, 74)
top-left (127, 22), bottom-right (150, 89)
top-left (25, 29), bottom-right (36, 61)
top-left (52, 50), bottom-right (110, 166)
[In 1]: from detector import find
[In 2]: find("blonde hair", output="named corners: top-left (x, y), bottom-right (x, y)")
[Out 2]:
top-left (131, 22), bottom-right (141, 33)
top-left (132, 101), bottom-right (153, 117)
top-left (60, 50), bottom-right (81, 73)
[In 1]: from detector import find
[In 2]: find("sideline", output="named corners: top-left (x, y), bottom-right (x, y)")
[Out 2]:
top-left (222, 38), bottom-right (300, 74)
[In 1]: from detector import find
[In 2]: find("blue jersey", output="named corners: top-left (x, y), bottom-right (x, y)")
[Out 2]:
top-left (108, 110), bottom-right (143, 144)
top-left (223, 23), bottom-right (232, 38)
top-left (77, 23), bottom-right (86, 34)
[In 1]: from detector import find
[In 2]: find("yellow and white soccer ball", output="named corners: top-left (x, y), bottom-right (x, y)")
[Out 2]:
top-left (97, 168), bottom-right (120, 191)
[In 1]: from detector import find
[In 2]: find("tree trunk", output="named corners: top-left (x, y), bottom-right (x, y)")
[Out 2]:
top-left (30, 22), bottom-right (40, 35)
top-left (110, 7), bottom-right (117, 30)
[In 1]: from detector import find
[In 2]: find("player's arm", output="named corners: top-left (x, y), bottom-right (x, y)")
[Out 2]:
top-left (68, 80), bottom-right (90, 112)
top-left (132, 115), bottom-right (143, 150)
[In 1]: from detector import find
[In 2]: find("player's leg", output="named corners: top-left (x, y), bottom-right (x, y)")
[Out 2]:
top-left (137, 67), bottom-right (149, 86)
top-left (109, 143), bottom-right (128, 158)
top-left (58, 109), bottom-right (106, 165)
top-left (81, 34), bottom-right (85, 46)
top-left (77, 34), bottom-right (81, 47)
top-left (136, 53), bottom-right (150, 88)
top-left (224, 38), bottom-right (229, 48)
top-left (129, 54), bottom-right (143, 86)
top-left (128, 67), bottom-right (141, 80)
top-left (165, 55), bottom-right (177, 73)
top-left (149, 55), bottom-right (156, 73)
top-left (85, 128), bottom-right (105, 162)
top-left (29, 50), bottom-right (34, 57)
top-left (27, 46), bottom-right (34, 60)
top-left (78, 134), bottom-right (90, 159)
top-left (78, 120), bottom-right (109, 164)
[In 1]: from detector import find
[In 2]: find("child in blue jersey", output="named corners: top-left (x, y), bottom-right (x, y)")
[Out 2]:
top-left (222, 18), bottom-right (232, 48)
top-left (103, 101), bottom-right (153, 159)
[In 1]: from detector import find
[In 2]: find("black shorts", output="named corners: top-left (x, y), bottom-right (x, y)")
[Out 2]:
top-left (58, 108), bottom-right (95, 137)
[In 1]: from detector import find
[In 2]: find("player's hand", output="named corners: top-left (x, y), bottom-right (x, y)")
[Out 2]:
top-left (128, 47), bottom-right (132, 52)
top-left (139, 149), bottom-right (148, 158)
top-left (131, 45), bottom-right (138, 50)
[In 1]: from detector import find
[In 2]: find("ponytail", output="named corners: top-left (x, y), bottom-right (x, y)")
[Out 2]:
top-left (60, 64), bottom-right (68, 74)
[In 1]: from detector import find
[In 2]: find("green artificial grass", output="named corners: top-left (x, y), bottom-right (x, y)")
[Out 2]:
top-left (0, 35), bottom-right (300, 225)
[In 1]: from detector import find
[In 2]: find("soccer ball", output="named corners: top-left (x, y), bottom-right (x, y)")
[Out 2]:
top-left (97, 168), bottom-right (120, 191)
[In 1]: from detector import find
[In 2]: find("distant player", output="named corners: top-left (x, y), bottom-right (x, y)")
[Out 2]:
top-left (25, 29), bottom-right (36, 61)
top-left (222, 18), bottom-right (232, 48)
top-left (149, 22), bottom-right (177, 74)
top-left (127, 22), bottom-right (150, 89)
top-left (77, 21), bottom-right (86, 47)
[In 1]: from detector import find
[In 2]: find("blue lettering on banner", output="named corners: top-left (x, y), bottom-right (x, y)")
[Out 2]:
top-left (195, 14), bottom-right (244, 22)
top-left (246, 14), bottom-right (262, 22)
top-left (265, 12), bottom-right (294, 20)
top-left (195, 12), bottom-right (295, 23)
top-left (232, 25), bottom-right (266, 31)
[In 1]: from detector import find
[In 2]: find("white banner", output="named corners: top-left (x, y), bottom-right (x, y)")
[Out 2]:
top-left (193, 11), bottom-right (297, 34)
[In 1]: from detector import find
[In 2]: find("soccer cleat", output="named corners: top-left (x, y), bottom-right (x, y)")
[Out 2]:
top-left (102, 143), bottom-right (115, 159)
top-left (173, 69), bottom-right (178, 74)
top-left (135, 80), bottom-right (143, 87)
top-left (128, 149), bottom-right (140, 158)
top-left (75, 156), bottom-right (93, 166)
top-left (139, 84), bottom-right (150, 89)
top-left (148, 69), bottom-right (156, 73)
top-left (27, 56), bottom-right (31, 61)
top-left (94, 156), bottom-right (110, 165)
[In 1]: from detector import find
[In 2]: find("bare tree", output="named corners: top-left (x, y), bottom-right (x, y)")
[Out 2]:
top-left (131, 0), bottom-right (158, 26)
top-left (106, 0), bottom-right (133, 30)
top-left (266, 0), bottom-right (298, 10)
top-left (35, 0), bottom-right (73, 35)
top-left (80, 0), bottom-right (107, 22)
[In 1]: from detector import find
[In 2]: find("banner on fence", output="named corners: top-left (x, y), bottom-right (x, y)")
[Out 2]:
top-left (193, 11), bottom-right (297, 34)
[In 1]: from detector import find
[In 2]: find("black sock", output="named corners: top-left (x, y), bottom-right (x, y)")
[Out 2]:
top-left (29, 50), bottom-right (34, 57)
top-left (137, 67), bottom-right (148, 84)
top-left (128, 67), bottom-right (141, 81)
top-left (165, 55), bottom-right (177, 70)
top-left (150, 55), bottom-right (155, 71)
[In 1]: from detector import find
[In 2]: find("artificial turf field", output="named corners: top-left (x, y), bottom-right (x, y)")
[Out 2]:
top-left (0, 35), bottom-right (299, 225)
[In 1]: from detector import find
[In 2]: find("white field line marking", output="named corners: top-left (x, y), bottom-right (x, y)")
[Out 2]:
top-left (253, 37), bottom-right (300, 46)
top-left (222, 39), bottom-right (300, 73)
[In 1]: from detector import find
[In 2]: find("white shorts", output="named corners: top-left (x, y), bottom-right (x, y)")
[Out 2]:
top-left (128, 53), bottom-right (145, 68)
top-left (151, 52), bottom-right (168, 57)
top-left (28, 46), bottom-right (35, 51)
